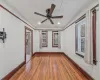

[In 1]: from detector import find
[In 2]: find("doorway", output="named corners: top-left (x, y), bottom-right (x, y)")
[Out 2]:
top-left (25, 26), bottom-right (33, 63)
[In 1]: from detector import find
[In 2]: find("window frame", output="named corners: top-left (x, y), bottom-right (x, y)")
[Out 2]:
top-left (75, 16), bottom-right (86, 58)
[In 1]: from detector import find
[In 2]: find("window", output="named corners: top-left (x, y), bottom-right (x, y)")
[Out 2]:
top-left (81, 24), bottom-right (85, 53)
top-left (41, 31), bottom-right (48, 47)
top-left (52, 31), bottom-right (60, 47)
top-left (75, 18), bottom-right (86, 57)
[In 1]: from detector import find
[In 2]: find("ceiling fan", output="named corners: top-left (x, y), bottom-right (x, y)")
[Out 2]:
top-left (34, 4), bottom-right (63, 24)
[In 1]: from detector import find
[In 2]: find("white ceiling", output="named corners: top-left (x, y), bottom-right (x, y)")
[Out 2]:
top-left (4, 0), bottom-right (96, 29)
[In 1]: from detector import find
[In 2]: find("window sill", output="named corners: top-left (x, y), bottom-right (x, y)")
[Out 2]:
top-left (76, 53), bottom-right (84, 58)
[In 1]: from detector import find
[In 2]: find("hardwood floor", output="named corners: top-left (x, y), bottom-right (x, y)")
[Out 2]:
top-left (10, 53), bottom-right (88, 80)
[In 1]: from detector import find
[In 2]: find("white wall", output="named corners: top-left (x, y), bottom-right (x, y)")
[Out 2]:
top-left (63, 0), bottom-right (99, 30)
top-left (33, 30), bottom-right (63, 52)
top-left (62, 23), bottom-right (75, 54)
top-left (62, 23), bottom-right (95, 78)
top-left (62, 1), bottom-right (100, 80)
top-left (0, 4), bottom-right (34, 80)
top-left (62, 23), bottom-right (100, 80)
top-left (33, 30), bottom-right (40, 53)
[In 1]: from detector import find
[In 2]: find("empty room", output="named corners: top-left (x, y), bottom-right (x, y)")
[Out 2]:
top-left (0, 0), bottom-right (100, 80)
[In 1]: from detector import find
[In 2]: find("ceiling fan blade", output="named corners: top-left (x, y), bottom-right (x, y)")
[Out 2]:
top-left (51, 16), bottom-right (63, 18)
top-left (34, 12), bottom-right (46, 17)
top-left (49, 19), bottom-right (54, 24)
top-left (49, 4), bottom-right (56, 16)
top-left (41, 19), bottom-right (48, 23)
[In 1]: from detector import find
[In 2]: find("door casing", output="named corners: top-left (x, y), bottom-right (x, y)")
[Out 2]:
top-left (25, 26), bottom-right (33, 63)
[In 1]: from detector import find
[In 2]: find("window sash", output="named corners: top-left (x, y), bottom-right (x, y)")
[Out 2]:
top-left (41, 31), bottom-right (48, 47)
top-left (52, 31), bottom-right (59, 47)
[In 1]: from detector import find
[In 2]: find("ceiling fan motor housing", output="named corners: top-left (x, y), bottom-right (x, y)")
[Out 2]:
top-left (46, 8), bottom-right (51, 18)
top-left (46, 8), bottom-right (50, 14)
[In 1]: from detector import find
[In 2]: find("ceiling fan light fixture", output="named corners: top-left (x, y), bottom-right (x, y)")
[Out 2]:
top-left (38, 21), bottom-right (41, 25)
top-left (57, 22), bottom-right (61, 25)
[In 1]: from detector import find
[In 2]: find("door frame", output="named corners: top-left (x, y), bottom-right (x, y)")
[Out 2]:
top-left (25, 26), bottom-right (33, 63)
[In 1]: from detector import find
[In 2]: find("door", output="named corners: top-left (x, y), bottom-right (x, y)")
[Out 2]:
top-left (26, 32), bottom-right (31, 63)
top-left (25, 27), bottom-right (33, 63)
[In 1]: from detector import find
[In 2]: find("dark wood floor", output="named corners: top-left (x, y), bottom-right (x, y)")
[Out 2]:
top-left (10, 53), bottom-right (88, 80)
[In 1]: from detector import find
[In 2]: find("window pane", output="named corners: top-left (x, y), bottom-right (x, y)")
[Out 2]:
top-left (81, 24), bottom-right (85, 37)
top-left (81, 38), bottom-right (85, 52)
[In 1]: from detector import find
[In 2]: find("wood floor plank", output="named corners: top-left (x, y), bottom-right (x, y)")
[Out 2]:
top-left (62, 55), bottom-right (88, 80)
top-left (10, 53), bottom-right (89, 80)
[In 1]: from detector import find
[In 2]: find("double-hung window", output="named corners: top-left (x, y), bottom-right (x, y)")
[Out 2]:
top-left (75, 18), bottom-right (86, 57)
